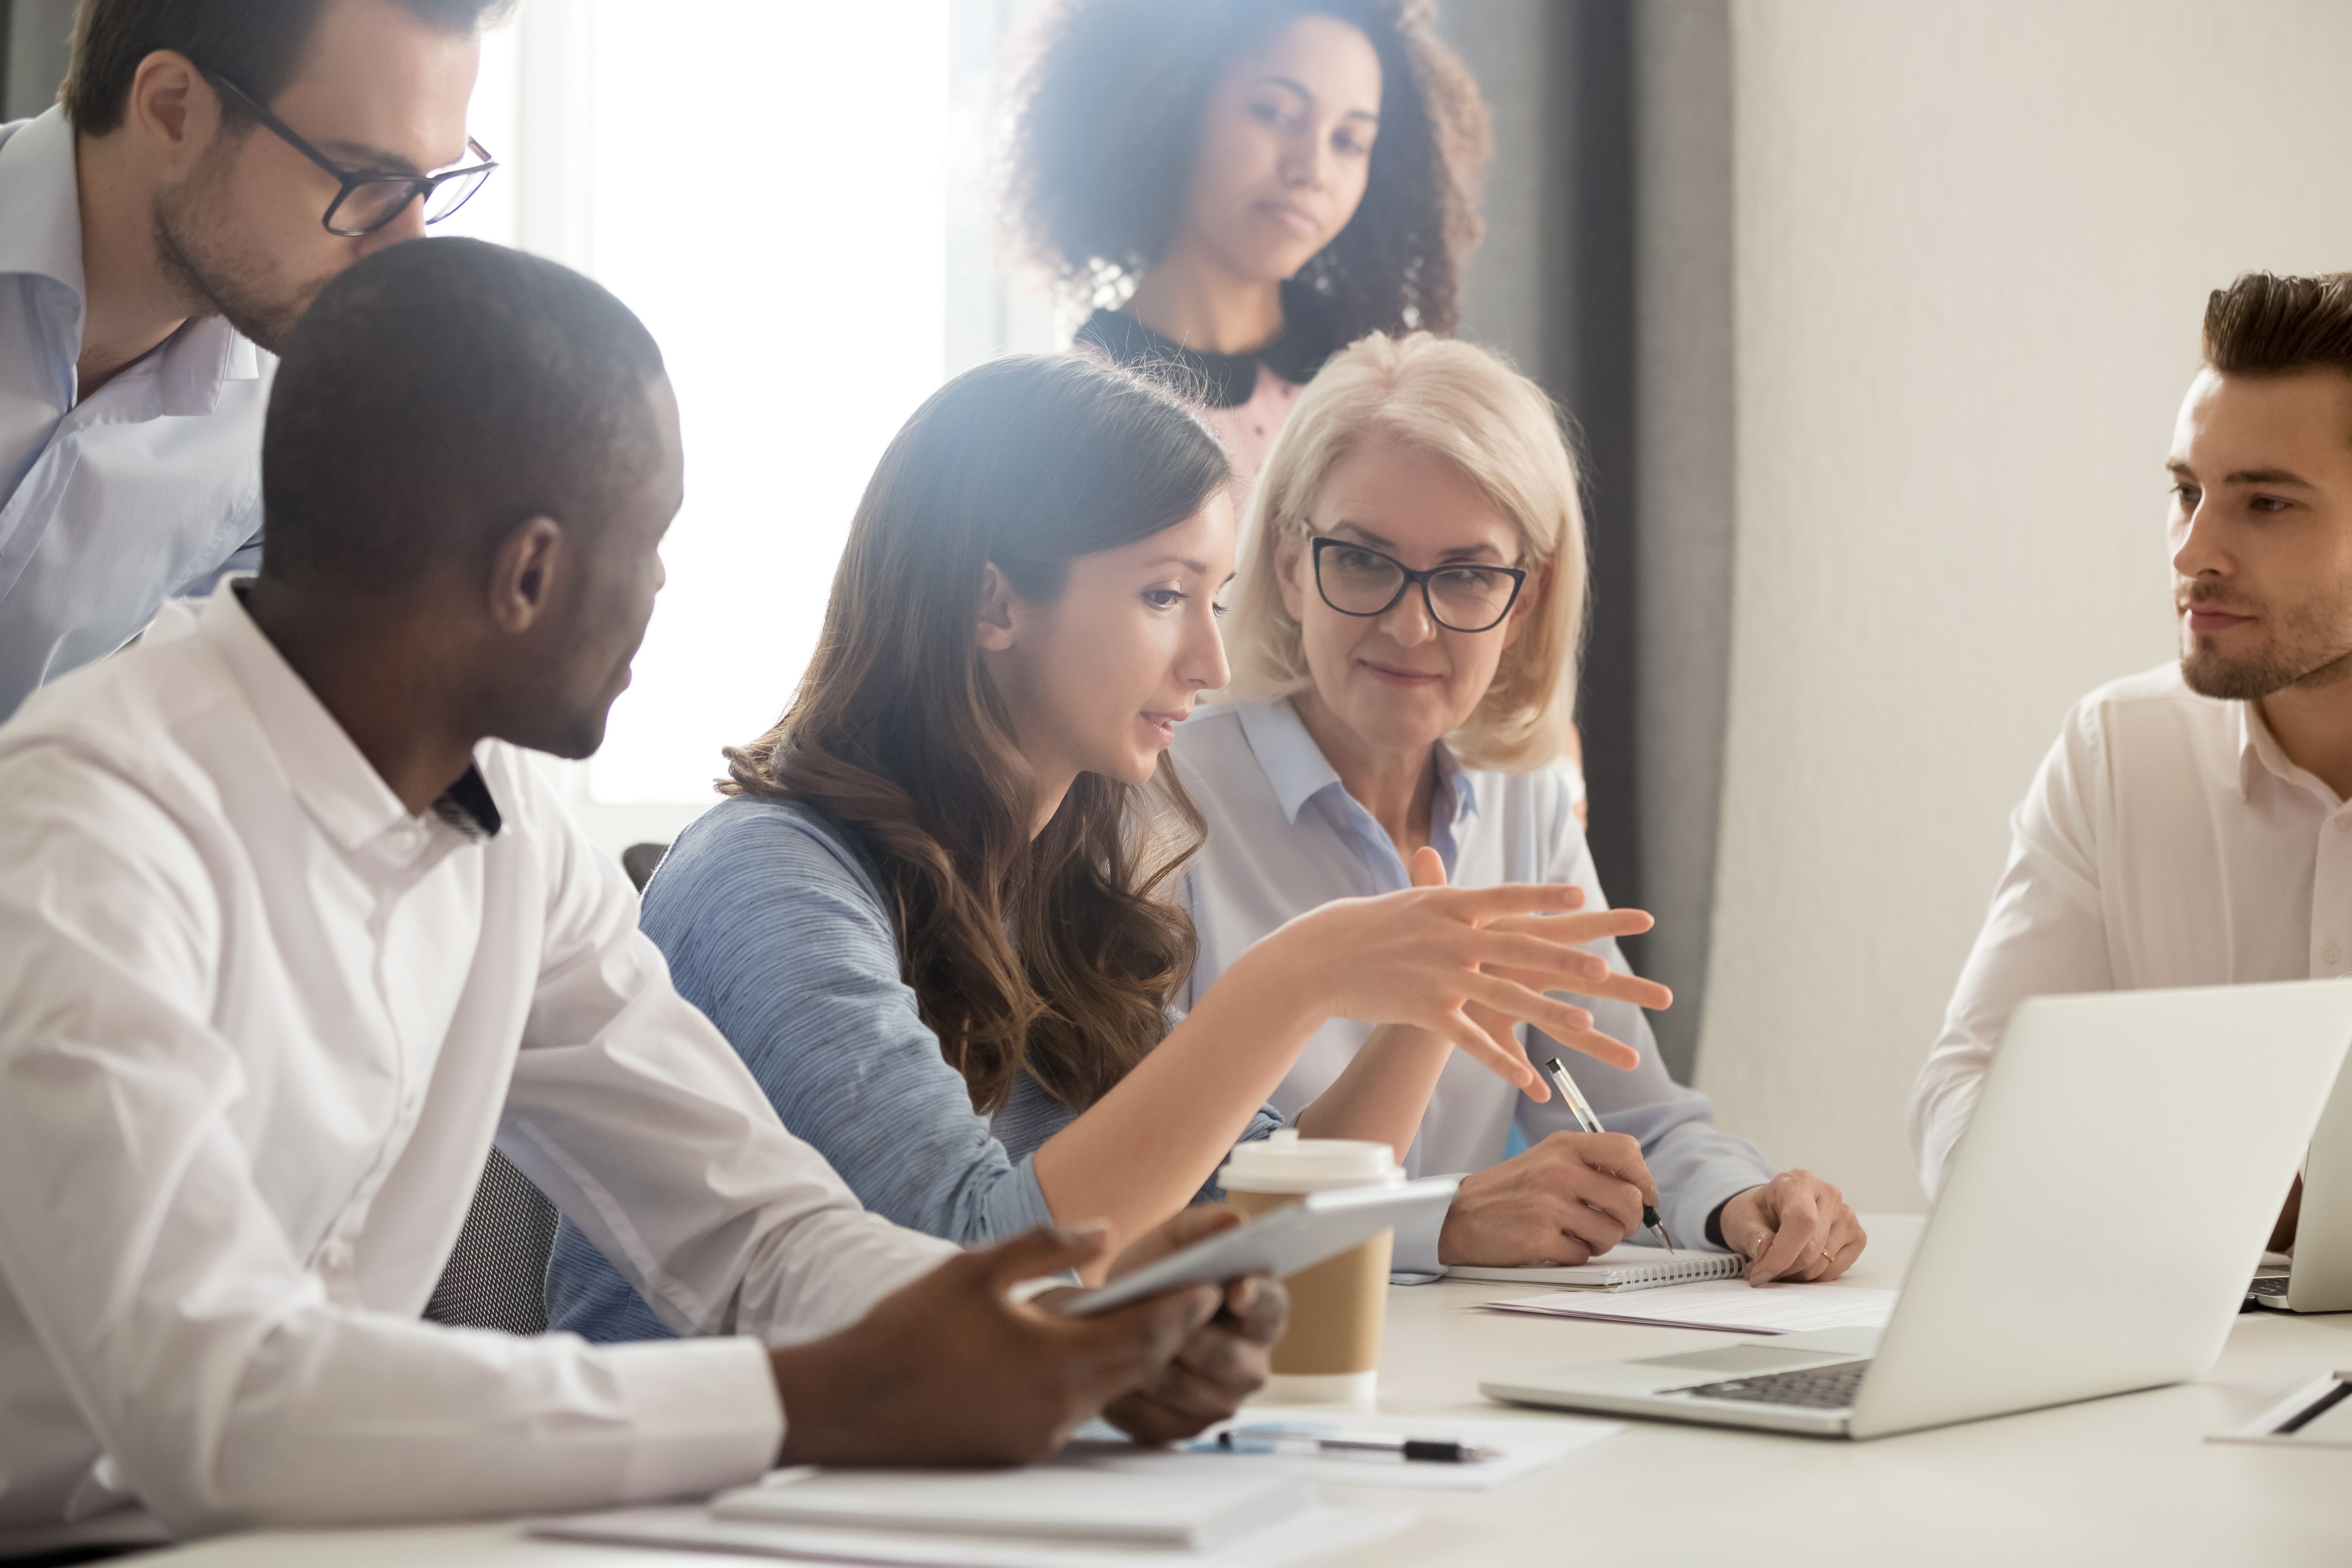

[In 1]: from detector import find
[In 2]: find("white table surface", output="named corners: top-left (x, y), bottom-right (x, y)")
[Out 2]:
top-left (135, 1215), bottom-right (2352, 1568)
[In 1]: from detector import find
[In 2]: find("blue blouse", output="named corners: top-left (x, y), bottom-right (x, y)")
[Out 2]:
top-left (1170, 698), bottom-right (1774, 1268)
top-left (545, 793), bottom-right (1282, 1342)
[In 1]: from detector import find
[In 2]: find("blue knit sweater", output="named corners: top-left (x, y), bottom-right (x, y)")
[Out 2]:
top-left (544, 792), bottom-right (1281, 1342)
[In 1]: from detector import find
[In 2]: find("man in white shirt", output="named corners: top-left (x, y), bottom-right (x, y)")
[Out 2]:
top-left (0, 236), bottom-right (1281, 1553)
top-left (0, 0), bottom-right (507, 721)
top-left (1912, 270), bottom-right (2352, 1219)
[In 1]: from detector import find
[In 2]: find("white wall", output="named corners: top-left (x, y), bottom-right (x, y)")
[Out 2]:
top-left (1697, 0), bottom-right (2352, 1211)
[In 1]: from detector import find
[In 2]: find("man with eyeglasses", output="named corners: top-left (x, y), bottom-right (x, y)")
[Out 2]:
top-left (0, 0), bottom-right (505, 723)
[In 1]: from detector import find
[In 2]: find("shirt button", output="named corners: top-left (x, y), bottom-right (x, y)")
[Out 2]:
top-left (2326, 944), bottom-right (2343, 967)
top-left (2337, 817), bottom-right (2352, 834)
top-left (321, 1238), bottom-right (353, 1269)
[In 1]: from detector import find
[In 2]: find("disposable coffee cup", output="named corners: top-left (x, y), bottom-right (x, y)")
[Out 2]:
top-left (1217, 1129), bottom-right (1405, 1405)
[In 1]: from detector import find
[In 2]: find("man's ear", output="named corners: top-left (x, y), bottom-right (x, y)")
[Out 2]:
top-left (975, 562), bottom-right (1020, 652)
top-left (126, 51), bottom-right (221, 178)
top-left (489, 516), bottom-right (565, 634)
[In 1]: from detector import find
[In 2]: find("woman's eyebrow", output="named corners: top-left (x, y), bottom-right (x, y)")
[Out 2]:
top-left (1326, 520), bottom-right (1397, 551)
top-left (1142, 554), bottom-right (1213, 574)
top-left (1251, 75), bottom-right (1380, 124)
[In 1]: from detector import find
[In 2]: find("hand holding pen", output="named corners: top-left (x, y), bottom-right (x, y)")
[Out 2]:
top-left (1544, 1057), bottom-right (1676, 1252)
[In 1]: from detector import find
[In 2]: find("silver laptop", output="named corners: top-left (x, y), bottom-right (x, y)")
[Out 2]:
top-left (1481, 980), bottom-right (2352, 1439)
top-left (2247, 1038), bottom-right (2352, 1313)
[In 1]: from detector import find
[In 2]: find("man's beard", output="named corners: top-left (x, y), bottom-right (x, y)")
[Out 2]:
top-left (2179, 583), bottom-right (2352, 700)
top-left (151, 180), bottom-right (322, 355)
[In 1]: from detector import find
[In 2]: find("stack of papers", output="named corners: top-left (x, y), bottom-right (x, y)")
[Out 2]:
top-left (710, 1463), bottom-right (1308, 1548)
top-left (532, 1449), bottom-right (1415, 1566)
top-left (533, 1501), bottom-right (1412, 1567)
top-left (1484, 1277), bottom-right (1897, 1334)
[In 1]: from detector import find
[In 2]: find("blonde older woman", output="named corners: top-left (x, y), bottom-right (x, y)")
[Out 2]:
top-left (1171, 333), bottom-right (1864, 1281)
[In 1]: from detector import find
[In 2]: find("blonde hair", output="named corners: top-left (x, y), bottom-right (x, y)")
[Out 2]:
top-left (1222, 332), bottom-right (1587, 772)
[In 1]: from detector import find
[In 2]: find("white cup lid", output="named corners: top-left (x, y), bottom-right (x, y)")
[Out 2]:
top-left (1218, 1128), bottom-right (1404, 1193)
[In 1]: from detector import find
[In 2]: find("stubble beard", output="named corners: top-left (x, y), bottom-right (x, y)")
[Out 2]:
top-left (150, 165), bottom-right (323, 355)
top-left (2179, 582), bottom-right (2352, 701)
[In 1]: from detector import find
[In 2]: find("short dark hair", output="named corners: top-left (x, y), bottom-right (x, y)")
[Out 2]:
top-left (63, 0), bottom-right (514, 135)
top-left (1004, 0), bottom-right (1490, 341)
top-left (260, 238), bottom-right (666, 596)
top-left (2203, 272), bottom-right (2352, 381)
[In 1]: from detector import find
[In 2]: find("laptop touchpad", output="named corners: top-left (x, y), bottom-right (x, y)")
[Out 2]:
top-left (1633, 1345), bottom-right (1852, 1375)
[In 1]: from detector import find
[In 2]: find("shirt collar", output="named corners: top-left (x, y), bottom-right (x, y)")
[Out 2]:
top-left (1072, 281), bottom-right (1338, 409)
top-left (199, 581), bottom-right (502, 849)
top-left (0, 107), bottom-right (264, 414)
top-left (1234, 697), bottom-right (1348, 823)
top-left (2235, 696), bottom-right (2342, 808)
top-left (1430, 739), bottom-right (1480, 825)
top-left (0, 109), bottom-right (84, 297)
top-left (1230, 695), bottom-right (1479, 830)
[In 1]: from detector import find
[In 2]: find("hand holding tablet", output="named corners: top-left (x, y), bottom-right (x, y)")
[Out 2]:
top-left (1054, 1177), bottom-right (1460, 1316)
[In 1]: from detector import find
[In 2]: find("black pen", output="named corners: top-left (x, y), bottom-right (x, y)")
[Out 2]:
top-left (1214, 1427), bottom-right (1500, 1463)
top-left (1544, 1056), bottom-right (1676, 1252)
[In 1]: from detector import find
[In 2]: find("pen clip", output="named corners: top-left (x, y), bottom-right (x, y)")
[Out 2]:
top-left (1543, 1056), bottom-right (1604, 1135)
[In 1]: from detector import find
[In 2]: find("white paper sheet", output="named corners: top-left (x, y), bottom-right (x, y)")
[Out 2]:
top-left (530, 1501), bottom-right (1413, 1567)
top-left (1483, 1277), bottom-right (1897, 1334)
top-left (1187, 1405), bottom-right (1620, 1492)
top-left (2209, 1374), bottom-right (2352, 1448)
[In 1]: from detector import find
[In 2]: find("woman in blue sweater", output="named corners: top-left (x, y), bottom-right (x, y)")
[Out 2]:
top-left (546, 352), bottom-right (1663, 1339)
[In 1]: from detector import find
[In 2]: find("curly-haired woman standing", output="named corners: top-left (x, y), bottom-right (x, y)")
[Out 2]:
top-left (1004, 0), bottom-right (1490, 502)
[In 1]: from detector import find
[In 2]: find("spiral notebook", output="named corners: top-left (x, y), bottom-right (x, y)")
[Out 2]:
top-left (1438, 1244), bottom-right (1743, 1292)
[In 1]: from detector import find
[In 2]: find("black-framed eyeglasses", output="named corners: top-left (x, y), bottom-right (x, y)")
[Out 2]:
top-left (201, 68), bottom-right (497, 238)
top-left (1310, 536), bottom-right (1528, 634)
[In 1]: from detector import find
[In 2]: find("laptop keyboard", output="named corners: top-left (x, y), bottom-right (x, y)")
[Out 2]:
top-left (1673, 1359), bottom-right (1871, 1410)
top-left (2247, 1275), bottom-right (2290, 1299)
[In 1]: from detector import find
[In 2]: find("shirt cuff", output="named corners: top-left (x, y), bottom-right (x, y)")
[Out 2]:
top-left (1389, 1176), bottom-right (1460, 1273)
top-left (610, 1336), bottom-right (783, 1503)
top-left (1670, 1166), bottom-right (1768, 1256)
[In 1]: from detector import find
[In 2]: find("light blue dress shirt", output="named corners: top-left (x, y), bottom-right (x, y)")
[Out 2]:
top-left (544, 792), bottom-right (1285, 1343)
top-left (0, 108), bottom-right (270, 721)
top-left (1170, 698), bottom-right (1774, 1268)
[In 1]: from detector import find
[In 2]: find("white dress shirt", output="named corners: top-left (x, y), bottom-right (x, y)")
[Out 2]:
top-left (0, 582), bottom-right (956, 1547)
top-left (0, 108), bottom-right (270, 723)
top-left (1911, 663), bottom-right (2352, 1194)
top-left (1170, 699), bottom-right (1773, 1268)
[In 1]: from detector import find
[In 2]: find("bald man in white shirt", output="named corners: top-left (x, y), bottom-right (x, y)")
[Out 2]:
top-left (0, 237), bottom-right (1282, 1554)
top-left (1913, 271), bottom-right (2352, 1228)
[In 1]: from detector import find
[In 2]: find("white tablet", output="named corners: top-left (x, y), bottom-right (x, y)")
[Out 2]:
top-left (1053, 1176), bottom-right (1461, 1317)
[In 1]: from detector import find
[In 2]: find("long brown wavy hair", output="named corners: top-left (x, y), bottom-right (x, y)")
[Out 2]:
top-left (723, 354), bottom-right (1233, 1115)
top-left (1004, 0), bottom-right (1491, 340)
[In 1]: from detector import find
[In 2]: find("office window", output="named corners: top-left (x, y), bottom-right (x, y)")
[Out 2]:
top-left (462, 2), bottom-right (1053, 846)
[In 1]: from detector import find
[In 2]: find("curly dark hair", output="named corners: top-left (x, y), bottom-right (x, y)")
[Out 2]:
top-left (1004, 0), bottom-right (1491, 342)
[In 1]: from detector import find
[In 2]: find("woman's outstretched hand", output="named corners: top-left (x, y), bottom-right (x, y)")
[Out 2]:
top-left (1274, 845), bottom-right (1665, 1093)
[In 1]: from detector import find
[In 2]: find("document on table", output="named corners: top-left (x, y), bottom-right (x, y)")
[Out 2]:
top-left (2210, 1372), bottom-right (2352, 1449)
top-left (709, 1461), bottom-right (1309, 1548)
top-left (1188, 1405), bottom-right (1620, 1492)
top-left (1483, 1277), bottom-right (1897, 1334)
top-left (530, 1449), bottom-right (1415, 1566)
top-left (532, 1499), bottom-right (1413, 1568)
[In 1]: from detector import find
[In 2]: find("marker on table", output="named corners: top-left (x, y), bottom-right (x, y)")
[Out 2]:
top-left (1212, 1426), bottom-right (1500, 1464)
top-left (1544, 1055), bottom-right (1676, 1253)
